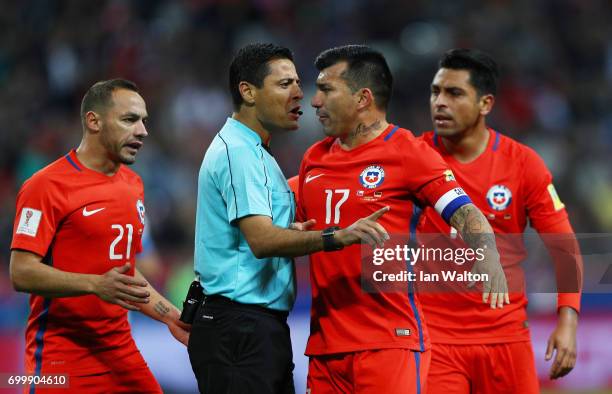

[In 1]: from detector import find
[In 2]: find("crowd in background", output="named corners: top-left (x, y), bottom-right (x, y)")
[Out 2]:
top-left (1, 0), bottom-right (611, 323)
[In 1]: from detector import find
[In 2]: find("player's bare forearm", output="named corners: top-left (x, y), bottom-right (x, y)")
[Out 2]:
top-left (133, 268), bottom-right (180, 324)
top-left (449, 204), bottom-right (497, 252)
top-left (449, 203), bottom-right (509, 307)
top-left (10, 249), bottom-right (98, 297)
top-left (133, 268), bottom-right (191, 345)
top-left (11, 249), bottom-right (150, 311)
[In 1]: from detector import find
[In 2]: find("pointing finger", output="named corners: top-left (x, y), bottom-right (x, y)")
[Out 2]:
top-left (367, 206), bottom-right (390, 221)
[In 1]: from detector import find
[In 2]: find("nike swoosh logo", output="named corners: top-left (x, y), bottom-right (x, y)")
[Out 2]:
top-left (82, 207), bottom-right (105, 217)
top-left (305, 174), bottom-right (324, 183)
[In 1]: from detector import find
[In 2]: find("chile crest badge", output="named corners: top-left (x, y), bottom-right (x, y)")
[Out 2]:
top-left (359, 165), bottom-right (385, 189)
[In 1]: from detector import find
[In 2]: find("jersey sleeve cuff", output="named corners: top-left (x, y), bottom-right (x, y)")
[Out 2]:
top-left (557, 293), bottom-right (581, 314)
top-left (10, 243), bottom-right (47, 259)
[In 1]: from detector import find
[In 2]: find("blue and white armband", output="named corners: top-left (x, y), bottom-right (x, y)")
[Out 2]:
top-left (434, 188), bottom-right (472, 223)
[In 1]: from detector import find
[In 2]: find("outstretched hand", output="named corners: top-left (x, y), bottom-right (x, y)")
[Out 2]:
top-left (336, 206), bottom-right (390, 248)
top-left (94, 263), bottom-right (149, 311)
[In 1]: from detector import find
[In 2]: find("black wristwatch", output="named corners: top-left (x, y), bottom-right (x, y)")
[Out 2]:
top-left (322, 226), bottom-right (343, 251)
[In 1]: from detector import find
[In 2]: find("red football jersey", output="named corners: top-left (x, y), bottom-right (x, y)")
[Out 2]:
top-left (298, 124), bottom-right (470, 355)
top-left (287, 175), bottom-right (299, 201)
top-left (11, 150), bottom-right (147, 375)
top-left (417, 130), bottom-right (581, 344)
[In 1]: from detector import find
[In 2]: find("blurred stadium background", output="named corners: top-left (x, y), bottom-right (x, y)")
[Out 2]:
top-left (0, 0), bottom-right (610, 393)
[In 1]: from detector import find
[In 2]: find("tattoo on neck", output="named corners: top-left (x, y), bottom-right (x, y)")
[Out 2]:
top-left (154, 301), bottom-right (170, 317)
top-left (353, 120), bottom-right (381, 138)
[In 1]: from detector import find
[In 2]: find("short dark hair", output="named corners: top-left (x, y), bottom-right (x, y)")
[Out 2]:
top-left (229, 43), bottom-right (294, 110)
top-left (315, 45), bottom-right (393, 110)
top-left (438, 49), bottom-right (499, 96)
top-left (80, 78), bottom-right (139, 124)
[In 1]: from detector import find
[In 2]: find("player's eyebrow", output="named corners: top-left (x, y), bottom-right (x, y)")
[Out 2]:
top-left (432, 84), bottom-right (465, 94)
top-left (122, 111), bottom-right (147, 120)
top-left (279, 77), bottom-right (300, 85)
top-left (316, 81), bottom-right (331, 90)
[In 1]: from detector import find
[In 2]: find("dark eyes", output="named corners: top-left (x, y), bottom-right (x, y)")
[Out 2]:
top-left (280, 80), bottom-right (300, 88)
top-left (431, 89), bottom-right (463, 96)
top-left (123, 116), bottom-right (147, 124)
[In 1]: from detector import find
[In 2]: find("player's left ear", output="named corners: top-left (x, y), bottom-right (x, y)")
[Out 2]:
top-left (479, 94), bottom-right (495, 116)
top-left (356, 88), bottom-right (374, 110)
top-left (85, 111), bottom-right (103, 134)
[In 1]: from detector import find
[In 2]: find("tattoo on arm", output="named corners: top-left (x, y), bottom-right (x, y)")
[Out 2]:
top-left (352, 120), bottom-right (382, 138)
top-left (154, 301), bottom-right (170, 317)
top-left (450, 204), bottom-right (497, 251)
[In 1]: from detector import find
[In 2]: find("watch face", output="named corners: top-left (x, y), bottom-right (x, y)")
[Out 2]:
top-left (323, 226), bottom-right (339, 236)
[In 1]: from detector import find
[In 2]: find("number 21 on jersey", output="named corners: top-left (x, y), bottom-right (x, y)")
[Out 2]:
top-left (109, 224), bottom-right (133, 260)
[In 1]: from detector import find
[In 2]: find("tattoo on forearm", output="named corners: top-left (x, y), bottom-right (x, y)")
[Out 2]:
top-left (450, 205), bottom-right (496, 251)
top-left (154, 301), bottom-right (170, 317)
top-left (352, 120), bottom-right (381, 138)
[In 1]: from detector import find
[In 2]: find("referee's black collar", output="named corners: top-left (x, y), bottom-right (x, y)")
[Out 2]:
top-left (260, 143), bottom-right (273, 156)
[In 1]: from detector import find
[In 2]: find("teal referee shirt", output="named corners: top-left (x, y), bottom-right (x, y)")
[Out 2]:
top-left (194, 117), bottom-right (296, 311)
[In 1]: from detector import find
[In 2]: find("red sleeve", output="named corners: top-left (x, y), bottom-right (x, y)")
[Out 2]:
top-left (286, 175), bottom-right (302, 222)
top-left (11, 176), bottom-right (66, 257)
top-left (400, 138), bottom-right (471, 222)
top-left (287, 176), bottom-right (299, 196)
top-left (296, 158), bottom-right (307, 223)
top-left (522, 148), bottom-right (582, 313)
top-left (522, 147), bottom-right (568, 231)
top-left (538, 220), bottom-right (583, 313)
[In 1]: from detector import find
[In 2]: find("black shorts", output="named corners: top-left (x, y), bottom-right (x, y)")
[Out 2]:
top-left (187, 296), bottom-right (295, 394)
